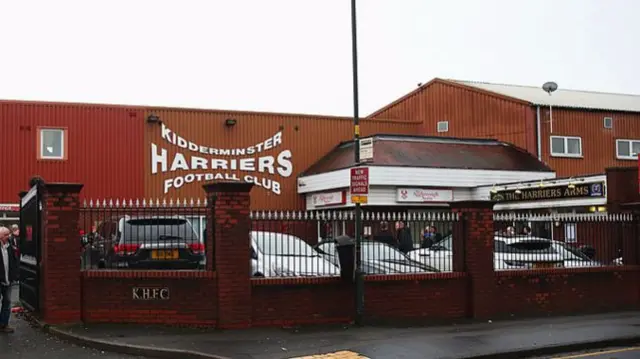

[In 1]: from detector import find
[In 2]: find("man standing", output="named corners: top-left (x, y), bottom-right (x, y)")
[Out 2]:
top-left (9, 224), bottom-right (19, 251)
top-left (0, 226), bottom-right (18, 333)
top-left (395, 221), bottom-right (414, 254)
top-left (373, 221), bottom-right (396, 248)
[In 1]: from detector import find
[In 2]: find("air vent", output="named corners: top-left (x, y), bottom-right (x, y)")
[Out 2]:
top-left (437, 121), bottom-right (449, 133)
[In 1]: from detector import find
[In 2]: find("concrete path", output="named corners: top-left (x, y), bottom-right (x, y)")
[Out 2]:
top-left (47, 311), bottom-right (640, 359)
top-left (0, 313), bottom-right (148, 359)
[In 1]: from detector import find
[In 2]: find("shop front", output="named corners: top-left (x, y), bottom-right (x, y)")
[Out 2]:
top-left (0, 204), bottom-right (20, 225)
top-left (297, 134), bottom-right (556, 239)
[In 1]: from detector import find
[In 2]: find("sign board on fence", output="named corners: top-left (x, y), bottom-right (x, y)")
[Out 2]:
top-left (132, 287), bottom-right (170, 300)
top-left (359, 138), bottom-right (373, 162)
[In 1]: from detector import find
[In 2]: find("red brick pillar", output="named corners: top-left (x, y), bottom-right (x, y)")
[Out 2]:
top-left (41, 183), bottom-right (84, 324)
top-left (203, 182), bottom-right (254, 329)
top-left (452, 201), bottom-right (495, 320)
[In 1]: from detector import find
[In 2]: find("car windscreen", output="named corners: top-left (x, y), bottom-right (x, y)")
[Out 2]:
top-left (121, 218), bottom-right (198, 243)
top-left (361, 242), bottom-right (408, 261)
top-left (315, 242), bottom-right (337, 256)
top-left (253, 232), bottom-right (318, 257)
top-left (495, 239), bottom-right (557, 254)
top-left (432, 236), bottom-right (452, 250)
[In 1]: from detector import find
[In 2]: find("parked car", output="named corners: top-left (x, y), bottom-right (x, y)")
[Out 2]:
top-left (250, 231), bottom-right (340, 277)
top-left (314, 240), bottom-right (440, 274)
top-left (408, 235), bottom-right (596, 271)
top-left (104, 215), bottom-right (204, 269)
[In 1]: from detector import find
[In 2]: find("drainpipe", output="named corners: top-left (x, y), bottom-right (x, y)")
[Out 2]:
top-left (536, 106), bottom-right (542, 161)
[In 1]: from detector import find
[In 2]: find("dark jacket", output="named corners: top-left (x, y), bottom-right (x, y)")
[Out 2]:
top-left (0, 242), bottom-right (19, 284)
top-left (397, 228), bottom-right (414, 254)
top-left (373, 230), bottom-right (396, 248)
top-left (9, 234), bottom-right (19, 256)
top-left (421, 233), bottom-right (443, 248)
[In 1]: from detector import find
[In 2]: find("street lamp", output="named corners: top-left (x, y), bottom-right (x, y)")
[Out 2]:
top-left (350, 0), bottom-right (364, 325)
top-left (542, 81), bottom-right (558, 133)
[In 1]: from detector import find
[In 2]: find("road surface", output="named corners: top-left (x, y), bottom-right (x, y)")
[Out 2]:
top-left (535, 346), bottom-right (640, 358)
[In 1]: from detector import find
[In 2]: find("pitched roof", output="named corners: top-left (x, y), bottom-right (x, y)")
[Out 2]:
top-left (451, 80), bottom-right (640, 113)
top-left (301, 134), bottom-right (554, 176)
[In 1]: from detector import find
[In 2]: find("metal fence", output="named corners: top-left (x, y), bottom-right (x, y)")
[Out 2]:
top-left (249, 210), bottom-right (460, 277)
top-left (79, 199), bottom-right (208, 270)
top-left (493, 212), bottom-right (634, 270)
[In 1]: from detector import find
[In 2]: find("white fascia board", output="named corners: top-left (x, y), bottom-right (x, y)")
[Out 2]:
top-left (297, 166), bottom-right (556, 194)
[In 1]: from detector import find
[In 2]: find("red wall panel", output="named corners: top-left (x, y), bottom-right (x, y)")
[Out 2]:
top-left (369, 80), bottom-right (536, 155)
top-left (540, 108), bottom-right (640, 177)
top-left (0, 101), bottom-right (145, 203)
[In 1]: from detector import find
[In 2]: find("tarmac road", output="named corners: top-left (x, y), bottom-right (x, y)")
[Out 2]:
top-left (0, 314), bottom-right (148, 359)
top-left (535, 346), bottom-right (640, 358)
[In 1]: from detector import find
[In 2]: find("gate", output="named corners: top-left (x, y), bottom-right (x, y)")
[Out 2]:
top-left (19, 185), bottom-right (42, 313)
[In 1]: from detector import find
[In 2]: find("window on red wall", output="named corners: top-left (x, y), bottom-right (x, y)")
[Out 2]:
top-left (37, 127), bottom-right (68, 160)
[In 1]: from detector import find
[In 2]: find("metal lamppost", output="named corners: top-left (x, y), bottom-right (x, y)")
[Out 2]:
top-left (350, 0), bottom-right (364, 325)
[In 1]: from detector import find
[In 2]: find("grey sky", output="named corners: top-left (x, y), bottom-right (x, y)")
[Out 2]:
top-left (0, 0), bottom-right (636, 117)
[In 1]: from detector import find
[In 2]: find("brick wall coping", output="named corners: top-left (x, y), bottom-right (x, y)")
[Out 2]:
top-left (251, 277), bottom-right (342, 286)
top-left (365, 272), bottom-right (467, 282)
top-left (495, 265), bottom-right (640, 278)
top-left (82, 270), bottom-right (216, 279)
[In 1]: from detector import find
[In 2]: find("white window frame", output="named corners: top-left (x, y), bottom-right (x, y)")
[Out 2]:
top-left (615, 139), bottom-right (640, 160)
top-left (39, 128), bottom-right (66, 160)
top-left (550, 136), bottom-right (582, 158)
top-left (603, 117), bottom-right (613, 129)
top-left (437, 121), bottom-right (449, 133)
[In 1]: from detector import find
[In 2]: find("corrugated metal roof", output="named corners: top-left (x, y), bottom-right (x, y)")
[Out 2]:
top-left (301, 134), bottom-right (553, 176)
top-left (451, 80), bottom-right (640, 113)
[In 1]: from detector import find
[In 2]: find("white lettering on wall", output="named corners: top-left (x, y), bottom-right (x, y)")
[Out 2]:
top-left (152, 124), bottom-right (294, 195)
top-left (132, 287), bottom-right (170, 300)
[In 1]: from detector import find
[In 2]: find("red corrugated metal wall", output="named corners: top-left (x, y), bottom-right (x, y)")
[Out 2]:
top-left (540, 108), bottom-right (640, 177)
top-left (0, 101), bottom-right (145, 203)
top-left (369, 80), bottom-right (537, 155)
top-left (143, 108), bottom-right (420, 209)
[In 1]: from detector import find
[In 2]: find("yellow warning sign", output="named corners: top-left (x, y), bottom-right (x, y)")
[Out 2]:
top-left (289, 350), bottom-right (370, 359)
top-left (351, 195), bottom-right (368, 204)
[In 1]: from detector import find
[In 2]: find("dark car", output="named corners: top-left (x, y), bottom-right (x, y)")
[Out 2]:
top-left (104, 216), bottom-right (204, 269)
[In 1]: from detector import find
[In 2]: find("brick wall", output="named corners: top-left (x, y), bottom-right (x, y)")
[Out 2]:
top-left (41, 183), bottom-right (84, 324)
top-left (251, 278), bottom-right (354, 327)
top-left (363, 273), bottom-right (468, 323)
top-left (81, 271), bottom-right (217, 326)
top-left (494, 267), bottom-right (640, 318)
top-left (30, 181), bottom-right (640, 329)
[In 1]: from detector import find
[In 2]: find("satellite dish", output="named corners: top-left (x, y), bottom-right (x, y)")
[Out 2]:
top-left (542, 81), bottom-right (558, 95)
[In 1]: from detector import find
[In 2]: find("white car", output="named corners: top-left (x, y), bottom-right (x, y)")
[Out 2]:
top-left (408, 235), bottom-right (599, 271)
top-left (314, 240), bottom-right (439, 274)
top-left (250, 231), bottom-right (340, 277)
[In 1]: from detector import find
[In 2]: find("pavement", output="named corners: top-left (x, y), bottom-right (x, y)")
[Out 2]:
top-left (0, 312), bottom-right (148, 359)
top-left (41, 311), bottom-right (640, 359)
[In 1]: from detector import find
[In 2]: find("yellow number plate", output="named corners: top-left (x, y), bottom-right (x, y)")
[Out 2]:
top-left (151, 250), bottom-right (179, 260)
